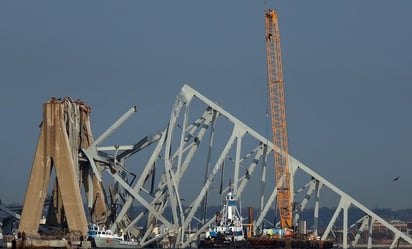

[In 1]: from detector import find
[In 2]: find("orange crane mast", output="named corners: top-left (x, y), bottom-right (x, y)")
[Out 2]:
top-left (264, 9), bottom-right (292, 229)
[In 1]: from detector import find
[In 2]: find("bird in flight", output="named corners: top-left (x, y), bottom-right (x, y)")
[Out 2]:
top-left (392, 176), bottom-right (399, 182)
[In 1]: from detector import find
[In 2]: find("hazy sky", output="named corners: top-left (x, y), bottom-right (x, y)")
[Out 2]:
top-left (0, 1), bottom-right (411, 210)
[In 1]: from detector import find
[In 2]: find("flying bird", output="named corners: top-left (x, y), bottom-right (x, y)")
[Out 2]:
top-left (392, 176), bottom-right (399, 182)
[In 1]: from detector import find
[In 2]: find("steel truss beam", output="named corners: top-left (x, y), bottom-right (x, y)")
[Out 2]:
top-left (19, 85), bottom-right (412, 249)
top-left (83, 84), bottom-right (412, 248)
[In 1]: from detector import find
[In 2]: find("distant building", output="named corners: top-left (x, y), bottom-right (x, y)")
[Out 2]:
top-left (372, 220), bottom-right (411, 238)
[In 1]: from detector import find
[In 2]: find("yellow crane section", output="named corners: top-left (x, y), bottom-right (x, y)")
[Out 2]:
top-left (264, 9), bottom-right (292, 229)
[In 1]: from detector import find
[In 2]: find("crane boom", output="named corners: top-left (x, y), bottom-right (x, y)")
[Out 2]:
top-left (264, 9), bottom-right (292, 229)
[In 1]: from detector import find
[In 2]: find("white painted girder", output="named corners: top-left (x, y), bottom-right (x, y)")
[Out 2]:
top-left (81, 84), bottom-right (412, 248)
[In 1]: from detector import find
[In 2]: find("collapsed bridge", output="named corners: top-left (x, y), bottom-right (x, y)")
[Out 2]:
top-left (17, 85), bottom-right (412, 249)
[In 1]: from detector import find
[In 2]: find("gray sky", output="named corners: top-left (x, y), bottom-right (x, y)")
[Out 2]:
top-left (0, 1), bottom-right (411, 210)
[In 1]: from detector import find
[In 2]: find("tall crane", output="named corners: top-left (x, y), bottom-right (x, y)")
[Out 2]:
top-left (264, 9), bottom-right (292, 229)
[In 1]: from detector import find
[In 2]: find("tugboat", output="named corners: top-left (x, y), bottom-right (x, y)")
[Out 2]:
top-left (199, 187), bottom-right (249, 248)
top-left (87, 223), bottom-right (140, 249)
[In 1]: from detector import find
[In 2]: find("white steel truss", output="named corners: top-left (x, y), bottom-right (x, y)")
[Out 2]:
top-left (81, 84), bottom-right (412, 249)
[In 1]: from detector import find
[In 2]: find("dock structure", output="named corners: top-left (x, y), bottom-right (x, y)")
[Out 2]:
top-left (6, 85), bottom-right (412, 249)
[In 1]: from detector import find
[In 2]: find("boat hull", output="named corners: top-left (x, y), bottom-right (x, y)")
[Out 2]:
top-left (199, 237), bottom-right (250, 249)
top-left (91, 237), bottom-right (139, 249)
